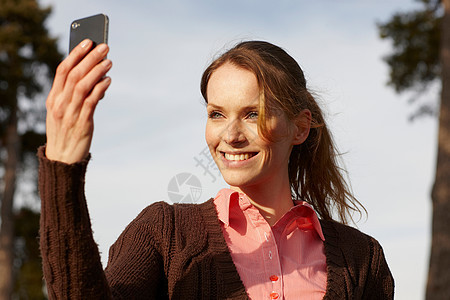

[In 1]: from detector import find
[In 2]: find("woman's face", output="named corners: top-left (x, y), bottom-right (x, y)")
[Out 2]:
top-left (205, 62), bottom-right (304, 191)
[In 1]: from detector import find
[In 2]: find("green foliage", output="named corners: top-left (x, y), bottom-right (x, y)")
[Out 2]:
top-left (20, 131), bottom-right (45, 161)
top-left (378, 0), bottom-right (442, 93)
top-left (13, 208), bottom-right (45, 299)
top-left (0, 0), bottom-right (63, 298)
top-left (0, 0), bottom-right (62, 138)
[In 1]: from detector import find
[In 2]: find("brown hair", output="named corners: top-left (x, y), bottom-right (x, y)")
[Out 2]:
top-left (200, 41), bottom-right (364, 224)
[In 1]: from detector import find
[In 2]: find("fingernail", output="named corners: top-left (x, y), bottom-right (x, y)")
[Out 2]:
top-left (104, 77), bottom-right (111, 84)
top-left (97, 43), bottom-right (108, 53)
top-left (81, 39), bottom-right (91, 48)
top-left (102, 59), bottom-right (112, 70)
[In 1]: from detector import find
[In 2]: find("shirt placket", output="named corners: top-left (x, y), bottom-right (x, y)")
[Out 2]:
top-left (248, 210), bottom-right (284, 300)
top-left (262, 228), bottom-right (283, 299)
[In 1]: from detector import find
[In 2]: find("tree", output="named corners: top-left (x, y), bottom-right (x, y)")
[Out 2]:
top-left (0, 0), bottom-right (62, 298)
top-left (378, 0), bottom-right (450, 298)
top-left (13, 207), bottom-right (45, 299)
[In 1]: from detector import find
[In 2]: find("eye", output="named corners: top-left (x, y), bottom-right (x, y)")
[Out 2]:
top-left (246, 111), bottom-right (258, 120)
top-left (208, 111), bottom-right (223, 119)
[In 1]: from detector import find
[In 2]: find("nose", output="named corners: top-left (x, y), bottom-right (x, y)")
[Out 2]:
top-left (223, 119), bottom-right (246, 146)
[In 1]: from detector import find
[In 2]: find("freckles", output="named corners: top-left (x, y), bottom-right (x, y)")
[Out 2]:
top-left (207, 127), bottom-right (221, 143)
top-left (268, 126), bottom-right (292, 144)
top-left (205, 133), bottom-right (216, 150)
top-left (259, 147), bottom-right (271, 165)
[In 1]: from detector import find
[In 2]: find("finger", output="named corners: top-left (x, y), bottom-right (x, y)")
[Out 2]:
top-left (64, 43), bottom-right (109, 93)
top-left (47, 39), bottom-right (93, 110)
top-left (78, 76), bottom-right (112, 123)
top-left (53, 39), bottom-right (93, 92)
top-left (58, 46), bottom-right (110, 119)
top-left (72, 59), bottom-right (112, 107)
top-left (66, 59), bottom-right (112, 120)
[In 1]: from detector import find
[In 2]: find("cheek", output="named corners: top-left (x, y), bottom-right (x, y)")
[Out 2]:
top-left (268, 117), bottom-right (292, 138)
top-left (260, 119), bottom-right (296, 156)
top-left (205, 121), bottom-right (218, 148)
top-left (258, 121), bottom-right (295, 163)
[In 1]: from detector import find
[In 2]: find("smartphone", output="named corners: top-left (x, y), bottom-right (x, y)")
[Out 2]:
top-left (69, 14), bottom-right (109, 54)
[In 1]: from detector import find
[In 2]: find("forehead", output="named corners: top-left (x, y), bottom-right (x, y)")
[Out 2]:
top-left (206, 63), bottom-right (260, 108)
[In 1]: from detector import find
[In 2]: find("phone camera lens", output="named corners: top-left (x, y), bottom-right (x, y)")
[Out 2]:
top-left (72, 22), bottom-right (80, 29)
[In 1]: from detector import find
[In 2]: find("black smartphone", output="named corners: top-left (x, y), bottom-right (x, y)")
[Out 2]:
top-left (69, 14), bottom-right (109, 54)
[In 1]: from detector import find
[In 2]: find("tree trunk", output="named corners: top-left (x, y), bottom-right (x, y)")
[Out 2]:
top-left (426, 0), bottom-right (450, 299)
top-left (0, 104), bottom-right (19, 300)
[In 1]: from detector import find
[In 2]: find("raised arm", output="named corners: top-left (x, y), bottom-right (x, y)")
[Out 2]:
top-left (38, 148), bottom-right (168, 299)
top-left (39, 40), bottom-right (112, 299)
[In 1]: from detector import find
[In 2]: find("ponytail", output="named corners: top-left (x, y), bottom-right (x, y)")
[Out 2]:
top-left (201, 41), bottom-right (365, 224)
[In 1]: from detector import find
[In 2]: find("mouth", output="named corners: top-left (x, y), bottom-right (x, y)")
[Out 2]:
top-left (221, 152), bottom-right (258, 161)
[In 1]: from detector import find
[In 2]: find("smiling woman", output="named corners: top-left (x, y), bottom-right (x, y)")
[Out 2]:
top-left (38, 39), bottom-right (394, 299)
top-left (202, 41), bottom-right (362, 224)
top-left (205, 63), bottom-right (300, 198)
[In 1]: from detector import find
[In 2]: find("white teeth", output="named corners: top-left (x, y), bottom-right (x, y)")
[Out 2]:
top-left (224, 153), bottom-right (252, 161)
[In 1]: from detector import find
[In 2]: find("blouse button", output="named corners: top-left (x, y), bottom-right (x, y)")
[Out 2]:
top-left (270, 291), bottom-right (279, 299)
top-left (270, 275), bottom-right (278, 282)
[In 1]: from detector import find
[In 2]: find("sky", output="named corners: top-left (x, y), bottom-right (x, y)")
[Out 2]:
top-left (37, 1), bottom-right (437, 299)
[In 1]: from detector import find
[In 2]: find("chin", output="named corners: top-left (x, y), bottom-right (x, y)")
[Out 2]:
top-left (221, 171), bottom-right (261, 190)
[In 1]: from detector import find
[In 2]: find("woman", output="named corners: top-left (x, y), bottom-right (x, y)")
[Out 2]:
top-left (38, 39), bottom-right (394, 299)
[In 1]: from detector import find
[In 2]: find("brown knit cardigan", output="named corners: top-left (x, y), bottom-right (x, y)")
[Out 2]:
top-left (37, 146), bottom-right (394, 299)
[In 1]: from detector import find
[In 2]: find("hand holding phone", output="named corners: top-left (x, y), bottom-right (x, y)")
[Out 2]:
top-left (45, 15), bottom-right (112, 164)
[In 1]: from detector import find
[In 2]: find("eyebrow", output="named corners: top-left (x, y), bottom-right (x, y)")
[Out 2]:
top-left (206, 98), bottom-right (260, 110)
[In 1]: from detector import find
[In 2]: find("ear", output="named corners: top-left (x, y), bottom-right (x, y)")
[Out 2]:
top-left (292, 109), bottom-right (311, 145)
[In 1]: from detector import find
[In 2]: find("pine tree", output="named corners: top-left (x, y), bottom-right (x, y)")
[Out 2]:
top-left (378, 0), bottom-right (450, 298)
top-left (0, 0), bottom-right (62, 298)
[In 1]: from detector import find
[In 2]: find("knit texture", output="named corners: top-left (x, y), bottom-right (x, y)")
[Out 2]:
top-left (37, 146), bottom-right (394, 299)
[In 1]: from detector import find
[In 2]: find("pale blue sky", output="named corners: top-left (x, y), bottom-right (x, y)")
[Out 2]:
top-left (39, 1), bottom-right (435, 299)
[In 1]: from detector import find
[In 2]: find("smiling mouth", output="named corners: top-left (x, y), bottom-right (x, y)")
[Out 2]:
top-left (222, 152), bottom-right (258, 161)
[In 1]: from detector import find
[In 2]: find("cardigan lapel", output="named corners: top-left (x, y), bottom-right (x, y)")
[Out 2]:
top-left (199, 199), bottom-right (249, 299)
top-left (198, 200), bottom-right (355, 299)
top-left (320, 219), bottom-right (353, 299)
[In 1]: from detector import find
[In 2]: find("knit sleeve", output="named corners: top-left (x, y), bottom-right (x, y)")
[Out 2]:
top-left (104, 202), bottom-right (169, 299)
top-left (363, 237), bottom-right (395, 300)
top-left (37, 146), bottom-right (111, 299)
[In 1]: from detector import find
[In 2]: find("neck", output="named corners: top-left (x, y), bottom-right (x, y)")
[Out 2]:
top-left (231, 175), bottom-right (293, 226)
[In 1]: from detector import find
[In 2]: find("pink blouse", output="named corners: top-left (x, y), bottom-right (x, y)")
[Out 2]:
top-left (213, 188), bottom-right (327, 300)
